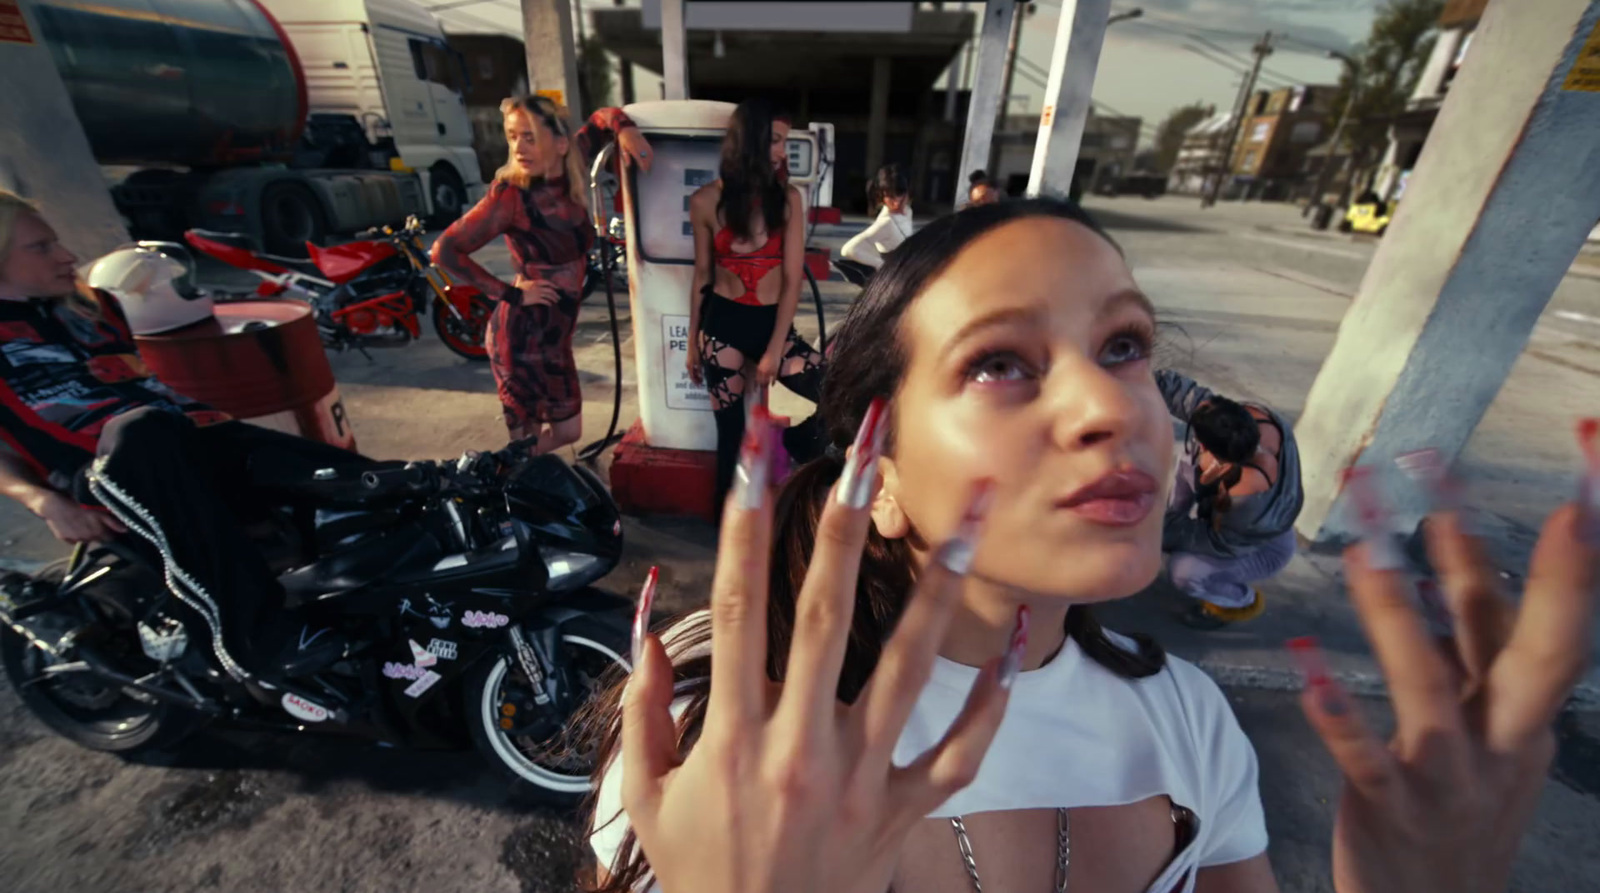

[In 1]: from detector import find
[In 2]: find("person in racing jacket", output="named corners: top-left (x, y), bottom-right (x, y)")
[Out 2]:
top-left (0, 190), bottom-right (360, 677)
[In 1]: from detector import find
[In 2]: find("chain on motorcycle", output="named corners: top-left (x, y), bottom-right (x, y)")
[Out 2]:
top-left (85, 457), bottom-right (253, 683)
top-left (507, 625), bottom-right (551, 706)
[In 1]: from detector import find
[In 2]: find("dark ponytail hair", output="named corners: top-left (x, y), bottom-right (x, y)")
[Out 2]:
top-left (867, 163), bottom-right (911, 213)
top-left (580, 198), bottom-right (1164, 893)
top-left (717, 98), bottom-right (791, 242)
top-left (1188, 396), bottom-right (1259, 531)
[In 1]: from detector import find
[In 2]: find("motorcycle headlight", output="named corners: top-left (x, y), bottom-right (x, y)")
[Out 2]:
top-left (539, 546), bottom-right (603, 591)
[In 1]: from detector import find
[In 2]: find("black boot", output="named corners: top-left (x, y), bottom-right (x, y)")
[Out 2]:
top-left (712, 402), bottom-right (746, 513)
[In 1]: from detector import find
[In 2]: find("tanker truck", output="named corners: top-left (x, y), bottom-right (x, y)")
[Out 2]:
top-left (27, 0), bottom-right (487, 256)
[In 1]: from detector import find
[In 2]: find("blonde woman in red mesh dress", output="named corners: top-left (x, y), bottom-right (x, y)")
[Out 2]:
top-left (432, 96), bottom-right (651, 454)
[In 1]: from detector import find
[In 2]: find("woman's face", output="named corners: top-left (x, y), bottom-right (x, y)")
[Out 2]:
top-left (769, 120), bottom-right (791, 173)
top-left (505, 108), bottom-right (568, 179)
top-left (0, 212), bottom-right (78, 299)
top-left (880, 216), bottom-right (1172, 601)
top-left (885, 193), bottom-right (910, 214)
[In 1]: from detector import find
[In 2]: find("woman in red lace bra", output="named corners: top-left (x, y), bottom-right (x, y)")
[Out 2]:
top-left (687, 99), bottom-right (826, 506)
top-left (432, 96), bottom-right (651, 455)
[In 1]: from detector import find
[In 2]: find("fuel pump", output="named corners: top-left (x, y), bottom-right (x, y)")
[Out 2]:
top-left (601, 100), bottom-right (828, 520)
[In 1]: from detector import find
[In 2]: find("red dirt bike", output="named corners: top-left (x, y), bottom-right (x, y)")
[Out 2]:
top-left (185, 215), bottom-right (493, 361)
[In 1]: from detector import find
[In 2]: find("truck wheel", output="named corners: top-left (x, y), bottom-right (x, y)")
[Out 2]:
top-left (261, 182), bottom-right (327, 258)
top-left (428, 165), bottom-right (467, 229)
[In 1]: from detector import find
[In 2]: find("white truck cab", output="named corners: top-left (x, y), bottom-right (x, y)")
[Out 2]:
top-left (263, 0), bottom-right (487, 222)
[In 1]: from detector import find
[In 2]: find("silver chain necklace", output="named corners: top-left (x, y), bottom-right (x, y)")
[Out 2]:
top-left (949, 808), bottom-right (1070, 893)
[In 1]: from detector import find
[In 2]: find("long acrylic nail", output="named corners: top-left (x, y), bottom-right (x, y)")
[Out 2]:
top-left (1578, 418), bottom-right (1599, 545)
top-left (631, 566), bottom-right (658, 668)
top-left (1342, 465), bottom-right (1406, 570)
top-left (935, 478), bottom-right (996, 574)
top-left (734, 405), bottom-right (773, 510)
top-left (1287, 636), bottom-right (1350, 716)
top-left (1286, 636), bottom-right (1329, 687)
top-left (998, 605), bottom-right (1030, 690)
top-left (1395, 448), bottom-right (1480, 536)
top-left (837, 397), bottom-right (888, 508)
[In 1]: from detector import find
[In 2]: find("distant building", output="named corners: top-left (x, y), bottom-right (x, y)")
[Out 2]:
top-left (1168, 108), bottom-right (1232, 196)
top-left (1225, 84), bottom-right (1338, 200)
top-left (987, 111), bottom-right (1142, 199)
top-left (1372, 0), bottom-right (1487, 200)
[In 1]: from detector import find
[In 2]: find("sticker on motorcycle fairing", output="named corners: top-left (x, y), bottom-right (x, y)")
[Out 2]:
top-left (409, 639), bottom-right (437, 668)
top-left (383, 661), bottom-right (429, 681)
top-left (462, 610), bottom-right (509, 629)
top-left (400, 595), bottom-right (454, 630)
top-left (404, 669), bottom-right (442, 698)
top-left (281, 693), bottom-right (330, 723)
top-left (427, 638), bottom-right (458, 660)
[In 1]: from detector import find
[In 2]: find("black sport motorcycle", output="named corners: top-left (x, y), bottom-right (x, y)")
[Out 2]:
top-left (0, 439), bottom-right (631, 803)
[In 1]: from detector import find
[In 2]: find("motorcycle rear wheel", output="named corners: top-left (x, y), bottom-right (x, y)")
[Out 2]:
top-left (464, 616), bottom-right (630, 804)
top-left (1, 618), bottom-right (202, 754)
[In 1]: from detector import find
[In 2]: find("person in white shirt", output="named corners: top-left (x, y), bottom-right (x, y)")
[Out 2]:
top-left (840, 164), bottom-right (914, 271)
top-left (582, 198), bottom-right (1599, 893)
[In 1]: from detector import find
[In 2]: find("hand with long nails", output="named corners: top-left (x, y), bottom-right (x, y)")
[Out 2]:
top-left (621, 400), bottom-right (1021, 893)
top-left (1296, 422), bottom-right (1598, 893)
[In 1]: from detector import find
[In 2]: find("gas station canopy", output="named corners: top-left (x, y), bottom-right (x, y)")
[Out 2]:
top-left (591, 5), bottom-right (973, 94)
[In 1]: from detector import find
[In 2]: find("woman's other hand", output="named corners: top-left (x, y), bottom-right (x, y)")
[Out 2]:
top-left (619, 126), bottom-right (653, 173)
top-left (518, 281), bottom-right (561, 306)
top-left (686, 344), bottom-right (703, 386)
top-left (33, 491), bottom-right (125, 544)
top-left (755, 349), bottom-right (781, 387)
top-left (621, 404), bottom-right (1019, 893)
top-left (1296, 426), bottom-right (1598, 893)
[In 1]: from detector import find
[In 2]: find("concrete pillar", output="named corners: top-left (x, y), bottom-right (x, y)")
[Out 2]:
top-left (1025, 0), bottom-right (1111, 198)
top-left (865, 56), bottom-right (892, 180)
top-left (956, 1), bottom-right (1019, 203)
top-left (521, 0), bottom-right (583, 131)
top-left (1293, 0), bottom-right (1600, 544)
top-left (661, 0), bottom-right (688, 101)
top-left (0, 2), bottom-right (128, 260)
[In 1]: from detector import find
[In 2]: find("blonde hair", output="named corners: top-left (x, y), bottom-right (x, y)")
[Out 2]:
top-left (0, 188), bottom-right (102, 317)
top-left (496, 96), bottom-right (588, 209)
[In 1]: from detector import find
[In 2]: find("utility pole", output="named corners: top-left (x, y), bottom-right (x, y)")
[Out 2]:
top-left (989, 0), bottom-right (1028, 176)
top-left (1203, 30), bottom-right (1271, 208)
top-left (1304, 50), bottom-right (1359, 220)
top-left (944, 2), bottom-right (969, 123)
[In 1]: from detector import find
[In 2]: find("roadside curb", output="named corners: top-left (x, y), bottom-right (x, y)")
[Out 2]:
top-left (1201, 658), bottom-right (1600, 713)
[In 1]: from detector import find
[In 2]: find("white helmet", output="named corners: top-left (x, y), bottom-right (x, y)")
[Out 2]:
top-left (86, 242), bottom-right (214, 335)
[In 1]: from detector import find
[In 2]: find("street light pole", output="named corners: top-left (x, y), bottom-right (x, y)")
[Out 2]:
top-left (1304, 50), bottom-right (1359, 220)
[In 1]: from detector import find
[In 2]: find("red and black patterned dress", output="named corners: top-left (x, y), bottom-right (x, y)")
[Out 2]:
top-left (432, 108), bottom-right (632, 432)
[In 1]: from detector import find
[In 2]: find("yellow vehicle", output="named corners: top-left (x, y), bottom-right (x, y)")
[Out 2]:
top-left (1340, 199), bottom-right (1395, 235)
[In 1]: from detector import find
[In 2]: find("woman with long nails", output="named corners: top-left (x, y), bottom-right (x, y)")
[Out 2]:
top-left (582, 200), bottom-right (1599, 893)
top-left (1155, 372), bottom-right (1304, 629)
top-left (432, 96), bottom-right (651, 456)
top-left (686, 99), bottom-right (827, 507)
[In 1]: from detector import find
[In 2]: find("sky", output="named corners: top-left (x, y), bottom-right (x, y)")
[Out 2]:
top-left (416, 0), bottom-right (1385, 144)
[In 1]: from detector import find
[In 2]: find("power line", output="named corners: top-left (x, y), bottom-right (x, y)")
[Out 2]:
top-left (1126, 17), bottom-right (1303, 85)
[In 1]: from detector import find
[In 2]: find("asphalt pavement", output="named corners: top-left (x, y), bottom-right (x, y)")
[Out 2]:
top-left (2, 195), bottom-right (1599, 892)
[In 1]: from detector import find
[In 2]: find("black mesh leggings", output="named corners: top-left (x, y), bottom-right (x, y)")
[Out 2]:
top-left (696, 292), bottom-right (825, 506)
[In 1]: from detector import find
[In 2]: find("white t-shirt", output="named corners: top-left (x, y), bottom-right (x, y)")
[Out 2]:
top-left (590, 611), bottom-right (1267, 893)
top-left (840, 206), bottom-right (914, 269)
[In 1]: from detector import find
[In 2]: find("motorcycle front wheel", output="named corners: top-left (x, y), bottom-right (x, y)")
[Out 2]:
top-left (432, 295), bottom-right (492, 362)
top-left (464, 615), bottom-right (630, 803)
